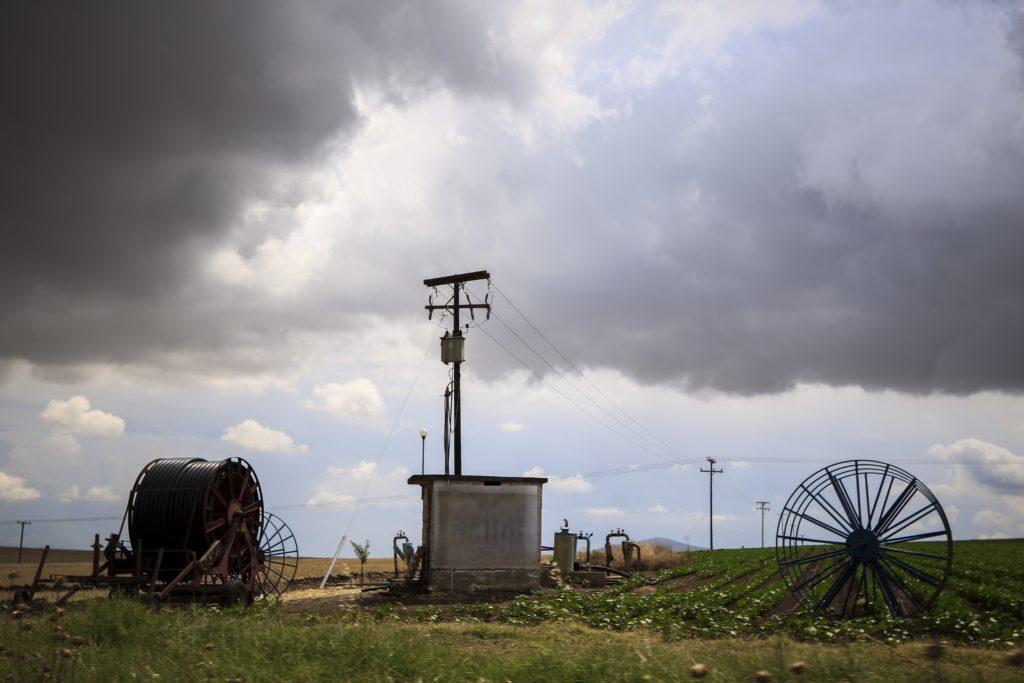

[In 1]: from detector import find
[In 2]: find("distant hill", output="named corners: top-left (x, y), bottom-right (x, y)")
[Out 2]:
top-left (636, 537), bottom-right (705, 551)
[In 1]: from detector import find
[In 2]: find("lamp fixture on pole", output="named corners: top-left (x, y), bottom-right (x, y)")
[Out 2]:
top-left (419, 428), bottom-right (428, 475)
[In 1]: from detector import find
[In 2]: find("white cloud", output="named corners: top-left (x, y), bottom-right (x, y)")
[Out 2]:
top-left (0, 470), bottom-right (41, 501)
top-left (648, 504), bottom-right (668, 514)
top-left (207, 203), bottom-right (335, 298)
top-left (40, 433), bottom-right (81, 455)
top-left (58, 485), bottom-right (119, 503)
top-left (944, 504), bottom-right (960, 523)
top-left (585, 506), bottom-right (624, 516)
top-left (307, 462), bottom-right (412, 508)
top-left (326, 461), bottom-right (383, 479)
top-left (979, 531), bottom-right (1010, 540)
top-left (221, 419), bottom-right (308, 453)
top-left (305, 490), bottom-right (356, 507)
top-left (499, 421), bottom-right (525, 432)
top-left (731, 460), bottom-right (750, 468)
top-left (928, 438), bottom-right (1024, 494)
top-left (305, 378), bottom-right (384, 418)
top-left (40, 395), bottom-right (125, 435)
top-left (522, 466), bottom-right (593, 493)
top-left (973, 509), bottom-right (1017, 532)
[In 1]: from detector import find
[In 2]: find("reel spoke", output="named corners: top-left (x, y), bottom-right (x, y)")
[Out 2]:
top-left (253, 511), bottom-right (299, 599)
top-left (783, 506), bottom-right (848, 539)
top-left (866, 463), bottom-right (890, 529)
top-left (801, 484), bottom-right (853, 534)
top-left (780, 547), bottom-right (848, 568)
top-left (880, 502), bottom-right (938, 540)
top-left (883, 530), bottom-right (948, 544)
top-left (778, 535), bottom-right (843, 545)
top-left (826, 470), bottom-right (863, 530)
top-left (874, 481), bottom-right (918, 536)
top-left (815, 560), bottom-right (857, 612)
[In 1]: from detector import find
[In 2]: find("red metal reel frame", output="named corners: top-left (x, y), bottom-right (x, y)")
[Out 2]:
top-left (197, 458), bottom-right (265, 596)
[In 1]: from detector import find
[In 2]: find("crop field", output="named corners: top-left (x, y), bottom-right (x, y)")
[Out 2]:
top-left (2, 540), bottom-right (1022, 681)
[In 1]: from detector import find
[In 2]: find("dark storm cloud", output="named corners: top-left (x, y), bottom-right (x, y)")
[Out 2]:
top-left (461, 1), bottom-right (1024, 396)
top-left (0, 1), bottom-right (531, 375)
top-left (2, 1), bottom-right (1024, 397)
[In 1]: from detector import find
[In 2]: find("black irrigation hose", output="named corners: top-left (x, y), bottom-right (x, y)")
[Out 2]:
top-left (128, 458), bottom-right (263, 555)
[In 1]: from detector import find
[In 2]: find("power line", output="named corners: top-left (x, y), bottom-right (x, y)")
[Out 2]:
top-left (475, 324), bottom-right (679, 463)
top-left (470, 286), bottom-right (758, 508)
top-left (0, 454), bottom-right (1006, 528)
top-left (491, 283), bottom-right (687, 457)
top-left (486, 308), bottom-right (682, 460)
top-left (319, 327), bottom-right (436, 588)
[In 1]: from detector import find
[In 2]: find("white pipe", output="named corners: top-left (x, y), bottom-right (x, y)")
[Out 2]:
top-left (319, 534), bottom-right (348, 589)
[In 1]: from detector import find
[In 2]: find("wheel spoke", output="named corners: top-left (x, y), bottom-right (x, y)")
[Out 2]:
top-left (783, 506), bottom-right (848, 539)
top-left (866, 464), bottom-right (890, 529)
top-left (879, 551), bottom-right (944, 589)
top-left (839, 562), bottom-right (860, 617)
top-left (880, 502), bottom-right (938, 540)
top-left (801, 484), bottom-right (853, 535)
top-left (792, 557), bottom-right (846, 594)
top-left (780, 547), bottom-right (848, 567)
top-left (827, 470), bottom-right (863, 530)
top-left (879, 546), bottom-right (947, 562)
top-left (870, 559), bottom-right (905, 617)
top-left (816, 560), bottom-right (857, 612)
top-left (874, 480), bottom-right (917, 536)
top-left (883, 530), bottom-right (948, 544)
top-left (877, 556), bottom-right (927, 612)
top-left (854, 462), bottom-right (863, 527)
top-left (778, 535), bottom-right (843, 545)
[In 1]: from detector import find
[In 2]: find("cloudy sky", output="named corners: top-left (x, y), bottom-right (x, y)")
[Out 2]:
top-left (2, 0), bottom-right (1024, 557)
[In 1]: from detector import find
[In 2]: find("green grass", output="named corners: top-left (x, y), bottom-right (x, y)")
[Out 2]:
top-left (2, 598), bottom-right (1022, 682)
top-left (3, 540), bottom-right (1022, 681)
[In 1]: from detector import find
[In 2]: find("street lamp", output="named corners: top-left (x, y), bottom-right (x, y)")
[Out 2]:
top-left (419, 428), bottom-right (428, 474)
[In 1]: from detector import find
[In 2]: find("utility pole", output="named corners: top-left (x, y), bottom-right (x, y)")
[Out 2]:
top-left (17, 520), bottom-right (31, 564)
top-left (700, 458), bottom-right (723, 550)
top-left (755, 501), bottom-right (770, 548)
top-left (424, 270), bottom-right (490, 476)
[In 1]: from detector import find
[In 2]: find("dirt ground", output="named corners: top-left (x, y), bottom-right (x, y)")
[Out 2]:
top-left (1, 546), bottom-right (393, 579)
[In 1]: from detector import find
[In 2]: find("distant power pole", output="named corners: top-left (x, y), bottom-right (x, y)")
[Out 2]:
top-left (17, 520), bottom-right (31, 564)
top-left (755, 501), bottom-right (770, 548)
top-left (700, 458), bottom-right (724, 550)
top-left (424, 270), bottom-right (491, 476)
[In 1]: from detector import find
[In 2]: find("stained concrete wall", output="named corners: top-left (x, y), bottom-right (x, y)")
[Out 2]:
top-left (408, 475), bottom-right (546, 593)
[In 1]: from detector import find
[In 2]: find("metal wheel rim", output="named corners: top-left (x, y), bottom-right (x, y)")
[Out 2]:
top-left (776, 459), bottom-right (952, 618)
top-left (254, 511), bottom-right (299, 598)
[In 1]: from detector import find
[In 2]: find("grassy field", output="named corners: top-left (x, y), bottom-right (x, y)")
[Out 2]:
top-left (2, 598), bottom-right (1023, 682)
top-left (2, 540), bottom-right (1022, 681)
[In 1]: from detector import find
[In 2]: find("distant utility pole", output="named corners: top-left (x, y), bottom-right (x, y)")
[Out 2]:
top-left (700, 458), bottom-right (724, 550)
top-left (17, 520), bottom-right (31, 564)
top-left (755, 501), bottom-right (770, 548)
top-left (424, 270), bottom-right (491, 476)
